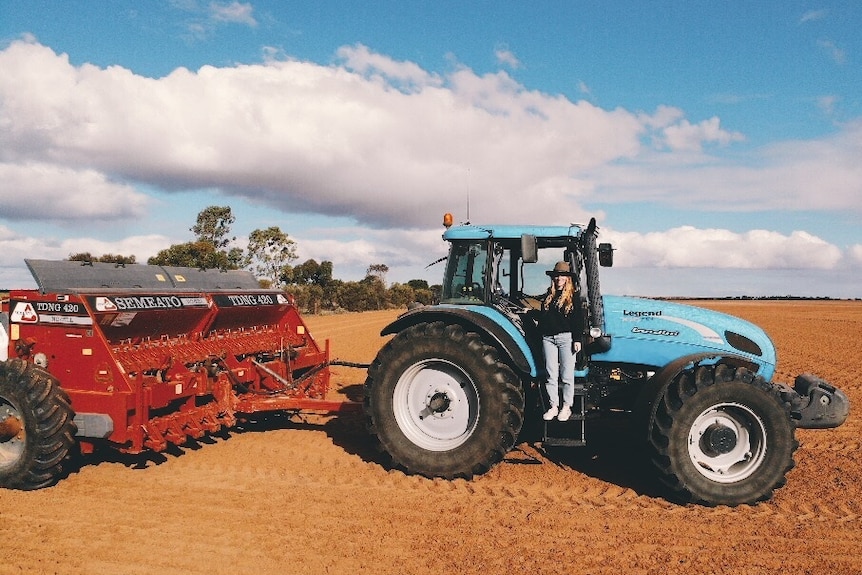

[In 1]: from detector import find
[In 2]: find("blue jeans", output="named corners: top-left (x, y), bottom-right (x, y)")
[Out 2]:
top-left (542, 332), bottom-right (575, 408)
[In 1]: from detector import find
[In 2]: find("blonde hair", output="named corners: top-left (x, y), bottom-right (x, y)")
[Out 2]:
top-left (544, 275), bottom-right (575, 314)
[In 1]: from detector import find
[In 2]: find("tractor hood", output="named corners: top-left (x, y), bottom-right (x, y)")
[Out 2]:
top-left (594, 296), bottom-right (777, 380)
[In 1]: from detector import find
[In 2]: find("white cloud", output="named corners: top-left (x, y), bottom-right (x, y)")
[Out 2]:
top-left (0, 39), bottom-right (794, 231)
top-left (0, 162), bottom-right (148, 221)
top-left (169, 0), bottom-right (256, 41)
top-left (591, 119), bottom-right (862, 213)
top-left (605, 226), bottom-right (843, 270)
top-left (0, 227), bottom-right (170, 288)
top-left (336, 43), bottom-right (441, 91)
top-left (0, 39), bottom-right (859, 295)
top-left (296, 226), bottom-right (449, 283)
top-left (661, 117), bottom-right (745, 152)
top-left (800, 10), bottom-right (828, 24)
top-left (817, 94), bottom-right (839, 115)
top-left (57, 234), bottom-right (170, 261)
top-left (0, 39), bottom-right (655, 229)
top-left (494, 47), bottom-right (521, 69)
top-left (209, 1), bottom-right (256, 26)
top-left (817, 39), bottom-right (847, 65)
top-left (0, 226), bottom-right (168, 267)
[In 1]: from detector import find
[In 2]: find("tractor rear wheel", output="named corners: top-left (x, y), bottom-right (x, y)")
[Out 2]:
top-left (0, 359), bottom-right (77, 490)
top-left (365, 321), bottom-right (524, 479)
top-left (646, 363), bottom-right (797, 506)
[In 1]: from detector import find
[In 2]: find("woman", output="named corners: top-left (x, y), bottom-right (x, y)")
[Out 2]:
top-left (537, 261), bottom-right (583, 421)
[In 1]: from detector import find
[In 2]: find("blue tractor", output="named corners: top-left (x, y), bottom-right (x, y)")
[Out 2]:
top-left (364, 217), bottom-right (849, 505)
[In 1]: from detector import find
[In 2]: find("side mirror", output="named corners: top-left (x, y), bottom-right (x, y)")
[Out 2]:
top-left (598, 243), bottom-right (614, 267)
top-left (521, 234), bottom-right (538, 263)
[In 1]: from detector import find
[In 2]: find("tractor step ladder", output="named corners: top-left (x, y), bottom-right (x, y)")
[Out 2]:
top-left (542, 377), bottom-right (587, 447)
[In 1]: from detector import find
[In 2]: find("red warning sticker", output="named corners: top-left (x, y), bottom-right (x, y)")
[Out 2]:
top-left (11, 302), bottom-right (39, 323)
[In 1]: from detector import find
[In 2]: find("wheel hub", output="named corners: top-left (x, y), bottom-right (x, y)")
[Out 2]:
top-left (701, 422), bottom-right (737, 455)
top-left (427, 391), bottom-right (452, 414)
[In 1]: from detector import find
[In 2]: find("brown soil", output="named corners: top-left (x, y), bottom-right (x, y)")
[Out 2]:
top-left (1, 302), bottom-right (860, 574)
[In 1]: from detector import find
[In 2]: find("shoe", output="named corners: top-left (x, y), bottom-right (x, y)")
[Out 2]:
top-left (557, 404), bottom-right (572, 421)
top-left (543, 406), bottom-right (559, 421)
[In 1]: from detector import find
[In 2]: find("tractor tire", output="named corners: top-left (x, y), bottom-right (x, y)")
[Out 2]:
top-left (646, 363), bottom-right (797, 506)
top-left (0, 358), bottom-right (77, 490)
top-left (365, 321), bottom-right (524, 479)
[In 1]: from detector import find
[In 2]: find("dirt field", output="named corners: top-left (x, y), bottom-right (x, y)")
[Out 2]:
top-left (2, 301), bottom-right (860, 574)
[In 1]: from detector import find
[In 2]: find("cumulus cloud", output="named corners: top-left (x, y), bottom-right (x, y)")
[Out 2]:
top-left (4, 38), bottom-right (842, 233)
top-left (336, 43), bottom-right (441, 91)
top-left (590, 119), bottom-right (862, 212)
top-left (0, 226), bottom-right (169, 288)
top-left (0, 162), bottom-right (148, 220)
top-left (0, 225), bottom-right (168, 267)
top-left (295, 226), bottom-right (449, 282)
top-left (605, 226), bottom-right (843, 270)
top-left (0, 39), bottom-right (673, 229)
top-left (661, 117), bottom-right (745, 152)
top-left (0, 38), bottom-right (859, 294)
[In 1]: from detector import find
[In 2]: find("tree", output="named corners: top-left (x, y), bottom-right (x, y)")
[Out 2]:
top-left (288, 259), bottom-right (333, 287)
top-left (335, 280), bottom-right (383, 312)
top-left (190, 206), bottom-right (235, 249)
top-left (359, 274), bottom-right (387, 310)
top-left (68, 252), bottom-right (136, 265)
top-left (387, 283), bottom-right (416, 308)
top-left (366, 264), bottom-right (389, 285)
top-left (288, 284), bottom-right (325, 314)
top-left (149, 206), bottom-right (243, 270)
top-left (147, 240), bottom-right (235, 269)
top-left (245, 226), bottom-right (298, 286)
top-left (404, 279), bottom-right (433, 304)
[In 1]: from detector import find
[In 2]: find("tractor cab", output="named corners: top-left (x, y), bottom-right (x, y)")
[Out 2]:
top-left (439, 219), bottom-right (612, 352)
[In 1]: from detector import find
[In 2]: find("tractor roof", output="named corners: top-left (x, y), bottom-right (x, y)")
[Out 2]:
top-left (442, 223), bottom-right (584, 241)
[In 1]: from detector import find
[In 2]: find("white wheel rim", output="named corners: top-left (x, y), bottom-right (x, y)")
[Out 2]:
top-left (392, 359), bottom-right (479, 451)
top-left (687, 402), bottom-right (768, 484)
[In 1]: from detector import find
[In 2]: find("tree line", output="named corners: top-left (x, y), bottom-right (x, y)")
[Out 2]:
top-left (68, 206), bottom-right (439, 313)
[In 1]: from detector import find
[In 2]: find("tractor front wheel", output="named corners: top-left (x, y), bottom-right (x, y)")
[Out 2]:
top-left (0, 359), bottom-right (77, 490)
top-left (647, 363), bottom-right (797, 506)
top-left (365, 322), bottom-right (524, 479)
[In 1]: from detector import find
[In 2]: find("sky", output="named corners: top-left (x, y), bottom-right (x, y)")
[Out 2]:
top-left (0, 1), bottom-right (860, 298)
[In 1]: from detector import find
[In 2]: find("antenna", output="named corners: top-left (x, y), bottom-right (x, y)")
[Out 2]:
top-left (466, 168), bottom-right (471, 223)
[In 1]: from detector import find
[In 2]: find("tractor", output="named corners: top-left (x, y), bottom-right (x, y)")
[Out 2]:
top-left (364, 216), bottom-right (850, 506)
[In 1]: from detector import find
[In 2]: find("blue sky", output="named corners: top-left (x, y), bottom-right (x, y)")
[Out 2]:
top-left (0, 1), bottom-right (860, 297)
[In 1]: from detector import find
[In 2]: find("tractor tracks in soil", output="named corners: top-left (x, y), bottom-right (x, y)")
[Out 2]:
top-left (118, 420), bottom-right (862, 528)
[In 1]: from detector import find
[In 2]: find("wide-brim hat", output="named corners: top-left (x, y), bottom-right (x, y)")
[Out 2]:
top-left (546, 261), bottom-right (574, 276)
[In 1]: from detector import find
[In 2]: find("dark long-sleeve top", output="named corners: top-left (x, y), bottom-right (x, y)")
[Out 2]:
top-left (537, 293), bottom-right (584, 337)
